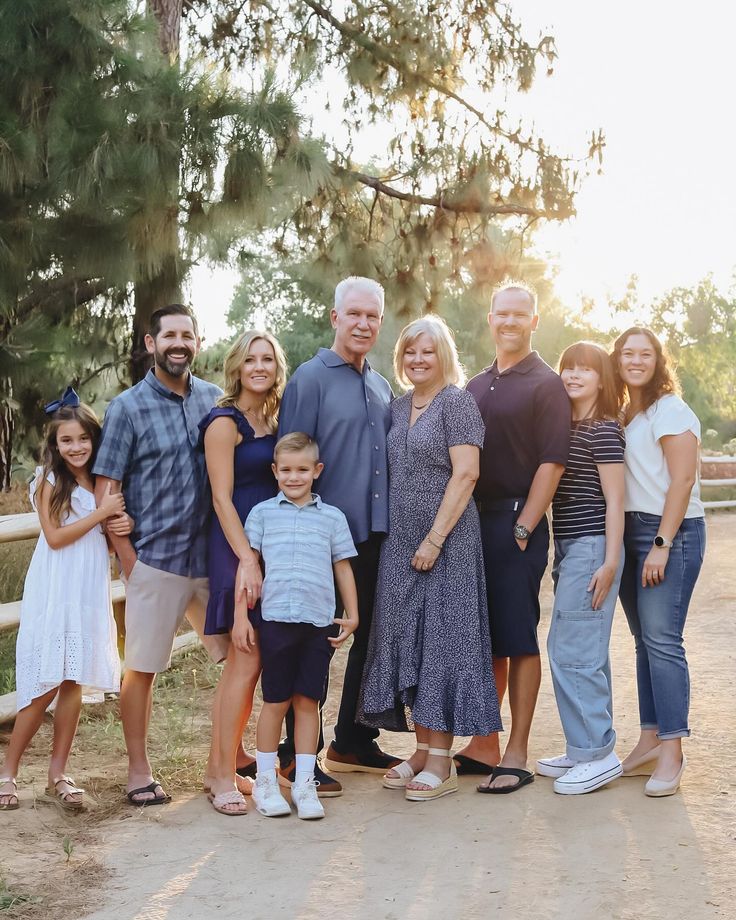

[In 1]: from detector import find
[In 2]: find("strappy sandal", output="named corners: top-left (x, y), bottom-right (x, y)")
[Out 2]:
top-left (0, 777), bottom-right (19, 811)
top-left (404, 748), bottom-right (458, 801)
top-left (208, 789), bottom-right (248, 816)
top-left (382, 743), bottom-right (429, 789)
top-left (47, 776), bottom-right (85, 810)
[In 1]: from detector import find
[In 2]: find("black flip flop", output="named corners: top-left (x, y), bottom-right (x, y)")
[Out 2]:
top-left (453, 754), bottom-right (497, 776)
top-left (235, 762), bottom-right (257, 780)
top-left (477, 767), bottom-right (534, 794)
top-left (126, 781), bottom-right (171, 807)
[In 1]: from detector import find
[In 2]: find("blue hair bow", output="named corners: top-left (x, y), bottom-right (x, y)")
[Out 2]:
top-left (44, 386), bottom-right (80, 415)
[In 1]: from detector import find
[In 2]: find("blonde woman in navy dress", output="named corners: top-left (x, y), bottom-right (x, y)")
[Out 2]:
top-left (360, 315), bottom-right (501, 801)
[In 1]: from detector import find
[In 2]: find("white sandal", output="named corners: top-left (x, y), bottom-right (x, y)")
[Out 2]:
top-left (382, 743), bottom-right (429, 789)
top-left (405, 748), bottom-right (458, 801)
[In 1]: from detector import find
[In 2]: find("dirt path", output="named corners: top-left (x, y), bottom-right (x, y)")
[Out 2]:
top-left (3, 515), bottom-right (735, 919)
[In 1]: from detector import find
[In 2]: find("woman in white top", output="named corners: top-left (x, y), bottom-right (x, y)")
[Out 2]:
top-left (612, 328), bottom-right (705, 797)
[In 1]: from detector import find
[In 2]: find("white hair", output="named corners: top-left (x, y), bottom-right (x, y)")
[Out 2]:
top-left (334, 276), bottom-right (385, 314)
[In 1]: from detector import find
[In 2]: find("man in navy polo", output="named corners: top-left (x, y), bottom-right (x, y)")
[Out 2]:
top-left (460, 282), bottom-right (570, 793)
top-left (277, 276), bottom-right (400, 795)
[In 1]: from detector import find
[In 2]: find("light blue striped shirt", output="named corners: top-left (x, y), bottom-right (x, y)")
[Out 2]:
top-left (245, 492), bottom-right (357, 626)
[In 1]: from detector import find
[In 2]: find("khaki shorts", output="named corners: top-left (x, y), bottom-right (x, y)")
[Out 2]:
top-left (124, 560), bottom-right (230, 673)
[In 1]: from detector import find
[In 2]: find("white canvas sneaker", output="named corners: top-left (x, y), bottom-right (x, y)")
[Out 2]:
top-left (252, 772), bottom-right (292, 817)
top-left (553, 752), bottom-right (623, 795)
top-left (291, 777), bottom-right (325, 820)
top-left (536, 753), bottom-right (576, 778)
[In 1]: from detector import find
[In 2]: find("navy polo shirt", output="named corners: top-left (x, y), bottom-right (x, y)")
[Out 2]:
top-left (467, 351), bottom-right (570, 501)
top-left (278, 348), bottom-right (392, 544)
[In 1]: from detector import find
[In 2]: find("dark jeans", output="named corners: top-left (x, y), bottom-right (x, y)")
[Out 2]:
top-left (280, 533), bottom-right (383, 761)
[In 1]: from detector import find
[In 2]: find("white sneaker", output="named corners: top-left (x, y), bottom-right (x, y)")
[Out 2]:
top-left (291, 777), bottom-right (325, 820)
top-left (252, 772), bottom-right (291, 817)
top-left (553, 752), bottom-right (623, 795)
top-left (536, 753), bottom-right (576, 778)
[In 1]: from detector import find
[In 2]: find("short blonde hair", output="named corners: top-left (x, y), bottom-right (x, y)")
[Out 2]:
top-left (217, 330), bottom-right (288, 432)
top-left (393, 315), bottom-right (465, 391)
top-left (274, 432), bottom-right (320, 462)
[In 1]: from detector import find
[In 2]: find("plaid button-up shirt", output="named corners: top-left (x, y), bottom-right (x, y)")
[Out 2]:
top-left (93, 369), bottom-right (222, 577)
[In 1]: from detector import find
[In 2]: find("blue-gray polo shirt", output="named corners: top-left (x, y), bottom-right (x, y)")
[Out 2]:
top-left (467, 351), bottom-right (570, 501)
top-left (93, 369), bottom-right (222, 577)
top-left (278, 348), bottom-right (392, 544)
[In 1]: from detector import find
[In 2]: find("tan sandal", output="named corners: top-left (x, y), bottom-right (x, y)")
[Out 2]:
top-left (47, 776), bottom-right (85, 810)
top-left (383, 743), bottom-right (429, 789)
top-left (0, 777), bottom-right (19, 811)
top-left (405, 748), bottom-right (458, 801)
top-left (208, 789), bottom-right (248, 816)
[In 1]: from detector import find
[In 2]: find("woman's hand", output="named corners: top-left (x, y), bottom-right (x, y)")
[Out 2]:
top-left (642, 545), bottom-right (670, 587)
top-left (232, 613), bottom-right (256, 653)
top-left (588, 562), bottom-right (618, 610)
top-left (411, 538), bottom-right (442, 572)
top-left (235, 552), bottom-right (263, 609)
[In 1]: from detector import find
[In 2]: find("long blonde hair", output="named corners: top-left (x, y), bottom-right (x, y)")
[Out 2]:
top-left (217, 330), bottom-right (288, 432)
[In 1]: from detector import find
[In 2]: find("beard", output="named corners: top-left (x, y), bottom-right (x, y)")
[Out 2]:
top-left (154, 346), bottom-right (194, 377)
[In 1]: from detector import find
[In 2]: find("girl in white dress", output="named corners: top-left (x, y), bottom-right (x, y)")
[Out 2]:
top-left (0, 393), bottom-right (131, 810)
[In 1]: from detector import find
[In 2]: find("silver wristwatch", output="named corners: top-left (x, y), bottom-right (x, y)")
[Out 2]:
top-left (513, 523), bottom-right (531, 541)
top-left (654, 534), bottom-right (674, 548)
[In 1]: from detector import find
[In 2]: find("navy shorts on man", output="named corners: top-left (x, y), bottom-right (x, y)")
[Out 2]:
top-left (478, 501), bottom-right (550, 656)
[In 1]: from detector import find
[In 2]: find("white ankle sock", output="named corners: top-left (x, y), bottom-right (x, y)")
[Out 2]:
top-left (256, 750), bottom-right (278, 778)
top-left (295, 754), bottom-right (316, 784)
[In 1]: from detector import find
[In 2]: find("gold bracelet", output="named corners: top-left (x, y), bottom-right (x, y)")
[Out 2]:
top-left (426, 535), bottom-right (443, 549)
top-left (431, 527), bottom-right (448, 539)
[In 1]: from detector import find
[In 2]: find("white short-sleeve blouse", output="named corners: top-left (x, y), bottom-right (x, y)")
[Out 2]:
top-left (624, 394), bottom-right (704, 518)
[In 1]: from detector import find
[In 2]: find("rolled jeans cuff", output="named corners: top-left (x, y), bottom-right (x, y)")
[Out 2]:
top-left (566, 734), bottom-right (617, 763)
top-left (657, 728), bottom-right (691, 740)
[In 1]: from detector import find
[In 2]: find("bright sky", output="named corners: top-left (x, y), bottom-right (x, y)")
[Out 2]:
top-left (190, 0), bottom-right (736, 343)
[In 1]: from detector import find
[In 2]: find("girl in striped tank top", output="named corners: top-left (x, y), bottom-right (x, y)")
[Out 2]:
top-left (536, 342), bottom-right (626, 795)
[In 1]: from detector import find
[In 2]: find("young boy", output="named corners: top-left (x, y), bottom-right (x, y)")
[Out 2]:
top-left (240, 432), bottom-right (359, 819)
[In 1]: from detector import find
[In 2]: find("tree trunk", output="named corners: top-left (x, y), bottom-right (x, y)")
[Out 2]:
top-left (0, 388), bottom-right (14, 492)
top-left (131, 0), bottom-right (183, 383)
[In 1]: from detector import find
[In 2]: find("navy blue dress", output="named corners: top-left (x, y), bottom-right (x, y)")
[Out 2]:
top-left (198, 407), bottom-right (277, 634)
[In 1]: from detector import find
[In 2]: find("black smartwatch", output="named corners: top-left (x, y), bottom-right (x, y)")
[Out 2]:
top-left (654, 535), bottom-right (673, 548)
top-left (513, 523), bottom-right (531, 541)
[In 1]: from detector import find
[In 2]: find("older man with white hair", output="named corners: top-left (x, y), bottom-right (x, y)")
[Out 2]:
top-left (275, 277), bottom-right (400, 796)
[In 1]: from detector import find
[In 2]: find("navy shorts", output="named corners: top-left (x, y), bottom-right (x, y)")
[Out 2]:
top-left (259, 620), bottom-right (335, 703)
top-left (478, 503), bottom-right (550, 657)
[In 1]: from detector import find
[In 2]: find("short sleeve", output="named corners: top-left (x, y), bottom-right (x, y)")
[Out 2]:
top-left (533, 375), bottom-right (571, 466)
top-left (651, 395), bottom-right (701, 443)
top-left (92, 398), bottom-right (135, 481)
top-left (591, 421), bottom-right (625, 464)
top-left (29, 467), bottom-right (53, 511)
top-left (330, 510), bottom-right (358, 563)
top-left (197, 406), bottom-right (254, 450)
top-left (441, 386), bottom-right (485, 449)
top-left (244, 504), bottom-right (265, 552)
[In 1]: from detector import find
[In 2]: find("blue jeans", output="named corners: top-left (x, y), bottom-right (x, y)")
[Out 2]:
top-left (548, 535), bottom-right (624, 761)
top-left (618, 513), bottom-right (705, 739)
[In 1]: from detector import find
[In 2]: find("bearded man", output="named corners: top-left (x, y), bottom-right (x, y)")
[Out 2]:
top-left (94, 304), bottom-right (225, 806)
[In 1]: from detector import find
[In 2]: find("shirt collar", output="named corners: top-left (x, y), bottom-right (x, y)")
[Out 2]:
top-left (144, 367), bottom-right (194, 400)
top-left (276, 490), bottom-right (322, 508)
top-left (487, 350), bottom-right (539, 376)
top-left (317, 347), bottom-right (372, 374)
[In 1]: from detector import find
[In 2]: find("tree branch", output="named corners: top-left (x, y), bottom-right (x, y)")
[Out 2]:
top-left (17, 278), bottom-right (110, 323)
top-left (341, 167), bottom-right (545, 217)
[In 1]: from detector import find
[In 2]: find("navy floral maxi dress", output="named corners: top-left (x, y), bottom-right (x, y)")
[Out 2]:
top-left (360, 385), bottom-right (502, 736)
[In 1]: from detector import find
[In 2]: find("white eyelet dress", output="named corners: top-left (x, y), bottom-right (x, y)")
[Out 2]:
top-left (14, 470), bottom-right (121, 711)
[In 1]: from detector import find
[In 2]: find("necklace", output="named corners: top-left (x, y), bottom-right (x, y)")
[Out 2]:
top-left (412, 387), bottom-right (442, 412)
